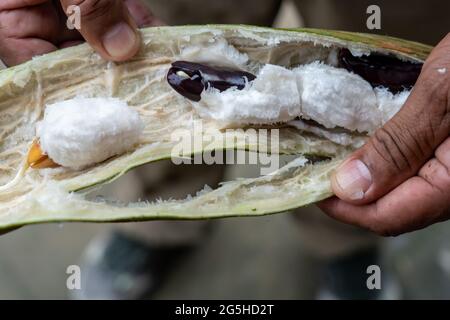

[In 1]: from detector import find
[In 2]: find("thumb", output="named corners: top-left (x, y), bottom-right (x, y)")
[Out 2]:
top-left (331, 34), bottom-right (450, 204)
top-left (60, 0), bottom-right (141, 61)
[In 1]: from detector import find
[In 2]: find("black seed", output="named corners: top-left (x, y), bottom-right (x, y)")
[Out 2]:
top-left (167, 61), bottom-right (256, 102)
top-left (338, 49), bottom-right (422, 93)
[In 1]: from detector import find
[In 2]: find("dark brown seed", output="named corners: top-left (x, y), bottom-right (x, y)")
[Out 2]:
top-left (167, 61), bottom-right (256, 102)
top-left (338, 49), bottom-right (422, 93)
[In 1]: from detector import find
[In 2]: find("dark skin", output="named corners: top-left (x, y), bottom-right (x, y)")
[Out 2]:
top-left (319, 34), bottom-right (450, 236)
top-left (0, 1), bottom-right (448, 236)
top-left (0, 0), bottom-right (162, 65)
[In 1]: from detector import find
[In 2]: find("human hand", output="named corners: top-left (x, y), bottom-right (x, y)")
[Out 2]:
top-left (0, 0), bottom-right (163, 66)
top-left (319, 33), bottom-right (450, 236)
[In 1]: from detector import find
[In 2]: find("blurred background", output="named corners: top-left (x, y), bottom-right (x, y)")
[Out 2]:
top-left (1, 0), bottom-right (449, 299)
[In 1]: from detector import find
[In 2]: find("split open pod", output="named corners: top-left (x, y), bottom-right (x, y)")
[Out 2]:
top-left (0, 26), bottom-right (432, 231)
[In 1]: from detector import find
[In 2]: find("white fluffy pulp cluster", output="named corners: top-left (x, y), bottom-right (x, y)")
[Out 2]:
top-left (196, 62), bottom-right (409, 135)
top-left (37, 98), bottom-right (144, 169)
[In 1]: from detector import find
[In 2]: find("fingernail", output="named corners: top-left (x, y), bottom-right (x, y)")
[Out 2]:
top-left (102, 22), bottom-right (139, 59)
top-left (334, 159), bottom-right (372, 200)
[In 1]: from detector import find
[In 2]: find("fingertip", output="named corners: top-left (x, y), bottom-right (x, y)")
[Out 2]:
top-left (101, 22), bottom-right (141, 61)
top-left (317, 196), bottom-right (336, 209)
top-left (317, 196), bottom-right (377, 232)
top-left (60, 0), bottom-right (142, 62)
top-left (316, 196), bottom-right (340, 217)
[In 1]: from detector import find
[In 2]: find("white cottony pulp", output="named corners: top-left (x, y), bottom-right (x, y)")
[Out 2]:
top-left (37, 98), bottom-right (144, 169)
top-left (36, 39), bottom-right (410, 168)
top-left (180, 40), bottom-right (410, 146)
top-left (197, 62), bottom-right (409, 134)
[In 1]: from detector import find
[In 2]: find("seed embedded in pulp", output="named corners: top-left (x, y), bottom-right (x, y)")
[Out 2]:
top-left (167, 61), bottom-right (256, 102)
top-left (338, 49), bottom-right (422, 93)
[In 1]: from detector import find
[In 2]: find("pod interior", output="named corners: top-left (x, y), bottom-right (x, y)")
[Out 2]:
top-left (0, 26), bottom-right (431, 230)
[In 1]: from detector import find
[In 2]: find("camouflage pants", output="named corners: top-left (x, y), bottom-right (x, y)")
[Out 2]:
top-left (116, 0), bottom-right (449, 258)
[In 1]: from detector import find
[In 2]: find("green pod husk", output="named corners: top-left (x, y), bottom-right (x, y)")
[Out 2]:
top-left (0, 25), bottom-right (432, 231)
